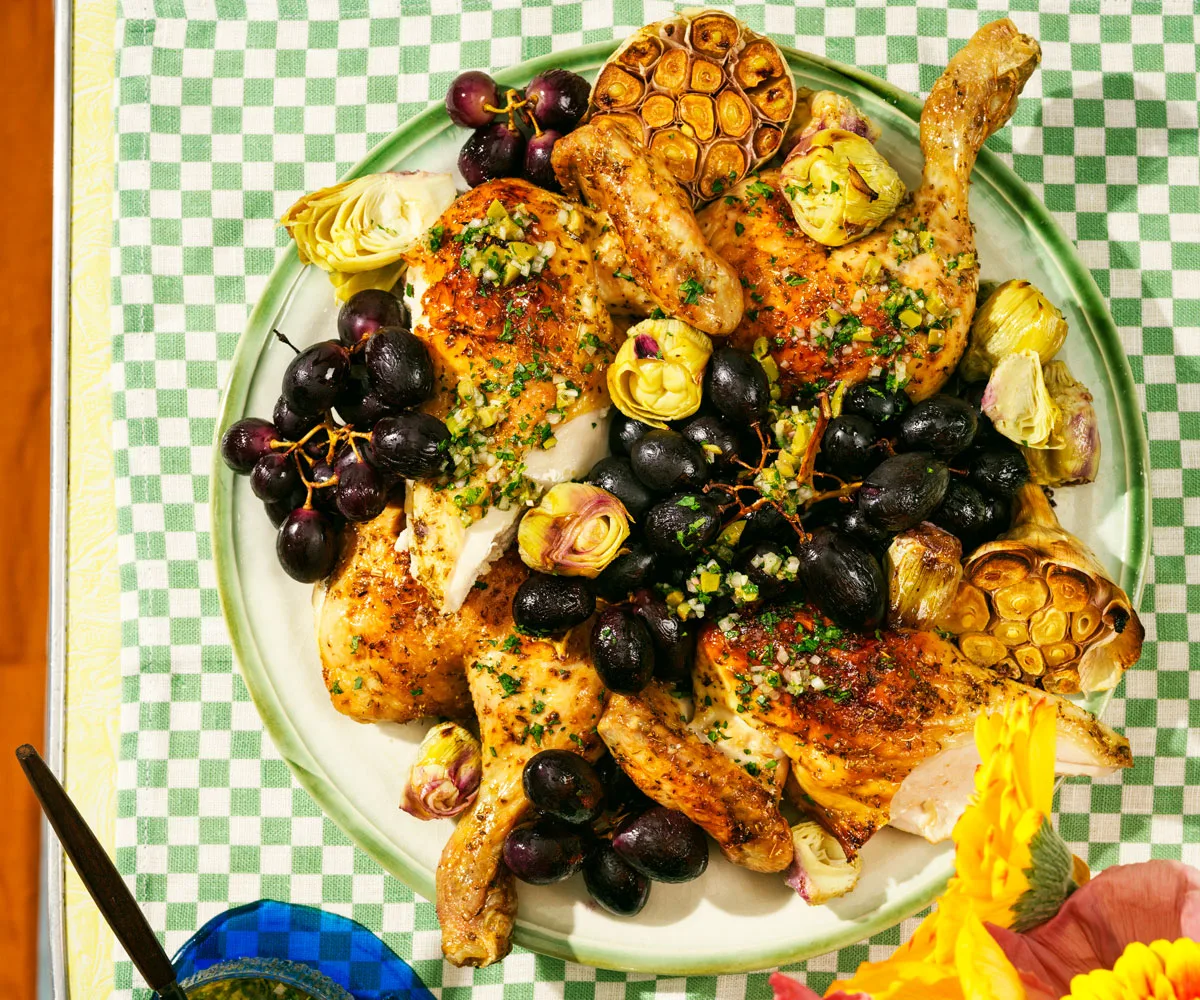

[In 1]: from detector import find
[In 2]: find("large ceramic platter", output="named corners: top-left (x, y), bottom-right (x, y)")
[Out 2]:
top-left (212, 43), bottom-right (1150, 974)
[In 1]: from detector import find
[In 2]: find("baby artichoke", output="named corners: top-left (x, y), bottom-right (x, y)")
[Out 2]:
top-left (886, 523), bottom-right (963, 629)
top-left (981, 349), bottom-right (1063, 450)
top-left (400, 722), bottom-right (483, 821)
top-left (518, 482), bottom-right (631, 578)
top-left (783, 820), bottom-right (862, 904)
top-left (943, 484), bottom-right (1143, 694)
top-left (779, 107), bottom-right (905, 247)
top-left (1022, 360), bottom-right (1101, 487)
top-left (281, 170), bottom-right (456, 301)
top-left (960, 279), bottom-right (1068, 382)
top-left (786, 90), bottom-right (881, 151)
top-left (607, 318), bottom-right (713, 428)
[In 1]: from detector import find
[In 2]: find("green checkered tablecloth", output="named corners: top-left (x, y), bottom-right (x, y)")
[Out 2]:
top-left (109, 1), bottom-right (1200, 996)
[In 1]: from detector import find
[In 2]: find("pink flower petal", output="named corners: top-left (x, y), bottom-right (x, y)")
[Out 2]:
top-left (988, 860), bottom-right (1200, 995)
top-left (769, 972), bottom-right (824, 1000)
top-left (769, 972), bottom-right (869, 1000)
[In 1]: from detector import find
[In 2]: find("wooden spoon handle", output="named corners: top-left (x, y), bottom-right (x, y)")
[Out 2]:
top-left (16, 744), bottom-right (187, 999)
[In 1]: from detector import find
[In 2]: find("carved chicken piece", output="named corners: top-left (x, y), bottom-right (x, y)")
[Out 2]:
top-left (402, 178), bottom-right (617, 614)
top-left (698, 600), bottom-right (1132, 853)
top-left (553, 122), bottom-right (744, 336)
top-left (314, 502), bottom-right (527, 723)
top-left (599, 681), bottom-right (794, 874)
top-left (698, 19), bottom-right (1042, 400)
top-left (436, 628), bottom-right (606, 968)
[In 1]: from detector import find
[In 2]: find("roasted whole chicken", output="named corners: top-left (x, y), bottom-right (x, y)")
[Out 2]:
top-left (698, 18), bottom-right (1042, 400)
top-left (296, 14), bottom-right (1140, 973)
top-left (696, 601), bottom-right (1131, 853)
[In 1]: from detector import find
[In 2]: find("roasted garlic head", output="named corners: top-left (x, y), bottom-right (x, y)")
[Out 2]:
top-left (939, 485), bottom-right (1143, 695)
top-left (588, 9), bottom-right (797, 202)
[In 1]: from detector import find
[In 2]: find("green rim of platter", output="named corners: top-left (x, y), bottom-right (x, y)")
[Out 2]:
top-left (211, 41), bottom-right (1151, 975)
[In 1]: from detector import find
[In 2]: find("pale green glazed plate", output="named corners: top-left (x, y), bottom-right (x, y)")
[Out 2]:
top-left (212, 43), bottom-right (1150, 974)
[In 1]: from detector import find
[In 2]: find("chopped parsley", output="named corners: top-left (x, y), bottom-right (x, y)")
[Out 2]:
top-left (679, 277), bottom-right (705, 305)
top-left (498, 673), bottom-right (522, 698)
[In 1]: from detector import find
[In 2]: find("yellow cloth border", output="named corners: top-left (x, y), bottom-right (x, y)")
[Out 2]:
top-left (64, 1), bottom-right (120, 998)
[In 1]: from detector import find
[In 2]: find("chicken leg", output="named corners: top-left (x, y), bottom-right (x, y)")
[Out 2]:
top-left (698, 18), bottom-right (1042, 400)
top-left (436, 627), bottom-right (606, 967)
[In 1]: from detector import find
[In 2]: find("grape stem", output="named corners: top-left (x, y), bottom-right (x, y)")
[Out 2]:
top-left (272, 328), bottom-right (301, 354)
top-left (483, 88), bottom-right (539, 134)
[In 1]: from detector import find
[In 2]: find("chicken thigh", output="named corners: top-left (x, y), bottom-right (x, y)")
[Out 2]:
top-left (436, 627), bottom-right (606, 967)
top-left (314, 502), bottom-right (527, 723)
top-left (698, 600), bottom-right (1131, 853)
top-left (698, 18), bottom-right (1042, 400)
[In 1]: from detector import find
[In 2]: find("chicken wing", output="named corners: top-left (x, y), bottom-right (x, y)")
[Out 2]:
top-left (698, 19), bottom-right (1041, 400)
top-left (699, 600), bottom-right (1131, 853)
top-left (436, 627), bottom-right (606, 967)
top-left (553, 122), bottom-right (743, 336)
top-left (599, 681), bottom-right (794, 874)
top-left (314, 502), bottom-right (527, 723)
top-left (401, 178), bottom-right (617, 614)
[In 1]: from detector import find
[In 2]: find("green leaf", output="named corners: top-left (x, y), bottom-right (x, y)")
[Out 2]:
top-left (1010, 815), bottom-right (1078, 933)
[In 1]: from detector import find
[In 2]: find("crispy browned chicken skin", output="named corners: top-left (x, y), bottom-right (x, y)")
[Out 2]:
top-left (315, 503), bottom-right (527, 723)
top-left (699, 600), bottom-right (1132, 853)
top-left (599, 682), bottom-right (794, 873)
top-left (436, 628), bottom-right (606, 967)
top-left (553, 122), bottom-right (743, 336)
top-left (698, 19), bottom-right (1042, 400)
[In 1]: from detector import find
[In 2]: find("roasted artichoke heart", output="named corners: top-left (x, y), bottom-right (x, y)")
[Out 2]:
top-left (607, 317), bottom-right (713, 428)
top-left (281, 170), bottom-right (456, 300)
top-left (981, 348), bottom-right (1063, 450)
top-left (941, 485), bottom-right (1143, 695)
top-left (780, 126), bottom-right (906, 246)
top-left (588, 9), bottom-right (796, 202)
top-left (400, 722), bottom-right (482, 821)
top-left (960, 279), bottom-right (1068, 382)
top-left (1023, 360), bottom-right (1101, 487)
top-left (887, 523), bottom-right (963, 629)
top-left (518, 482), bottom-right (631, 578)
top-left (783, 820), bottom-right (863, 904)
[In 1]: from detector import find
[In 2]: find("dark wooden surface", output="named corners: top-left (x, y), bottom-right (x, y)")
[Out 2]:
top-left (0, 0), bottom-right (54, 996)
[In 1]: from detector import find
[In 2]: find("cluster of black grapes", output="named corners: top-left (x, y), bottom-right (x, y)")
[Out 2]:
top-left (219, 289), bottom-right (453, 583)
top-left (509, 343), bottom-right (1030, 656)
top-left (445, 68), bottom-right (590, 189)
top-left (504, 748), bottom-right (709, 917)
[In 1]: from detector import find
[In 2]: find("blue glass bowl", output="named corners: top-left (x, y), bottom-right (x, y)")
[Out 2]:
top-left (173, 900), bottom-right (434, 1000)
top-left (180, 957), bottom-right (353, 999)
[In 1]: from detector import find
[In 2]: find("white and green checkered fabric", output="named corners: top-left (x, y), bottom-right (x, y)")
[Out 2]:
top-left (109, 1), bottom-right (1200, 996)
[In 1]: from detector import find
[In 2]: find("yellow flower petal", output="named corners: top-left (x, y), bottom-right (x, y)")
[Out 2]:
top-left (955, 913), bottom-right (1026, 1000)
top-left (1064, 938), bottom-right (1200, 1000)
